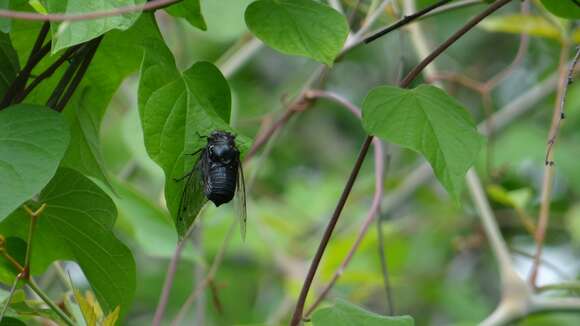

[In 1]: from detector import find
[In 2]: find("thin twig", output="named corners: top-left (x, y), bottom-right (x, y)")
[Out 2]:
top-left (290, 1), bottom-right (513, 323)
top-left (301, 90), bottom-right (386, 317)
top-left (27, 279), bottom-right (75, 326)
top-left (171, 221), bottom-right (237, 326)
top-left (152, 227), bottom-right (192, 326)
top-left (529, 45), bottom-right (579, 287)
top-left (364, 0), bottom-right (452, 43)
top-left (0, 274), bottom-right (20, 322)
top-left (0, 0), bottom-right (179, 21)
top-left (376, 210), bottom-right (395, 315)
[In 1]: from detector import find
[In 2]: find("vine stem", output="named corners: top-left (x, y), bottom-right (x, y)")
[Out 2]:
top-left (290, 2), bottom-right (512, 324)
top-left (27, 279), bottom-right (75, 326)
top-left (0, 0), bottom-right (179, 21)
top-left (529, 45), bottom-right (580, 287)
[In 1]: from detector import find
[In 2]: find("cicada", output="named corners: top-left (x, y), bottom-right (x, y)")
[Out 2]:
top-left (175, 130), bottom-right (247, 239)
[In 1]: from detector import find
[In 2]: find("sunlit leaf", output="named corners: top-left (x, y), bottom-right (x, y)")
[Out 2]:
top-left (0, 104), bottom-right (70, 220)
top-left (312, 300), bottom-right (414, 326)
top-left (245, 0), bottom-right (348, 65)
top-left (362, 85), bottom-right (484, 201)
top-left (479, 15), bottom-right (562, 41)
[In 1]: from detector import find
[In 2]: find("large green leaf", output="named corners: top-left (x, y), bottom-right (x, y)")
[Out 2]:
top-left (0, 33), bottom-right (18, 96)
top-left (362, 85), bottom-right (484, 201)
top-left (0, 168), bottom-right (136, 317)
top-left (244, 0), bottom-right (348, 65)
top-left (165, 0), bottom-right (206, 31)
top-left (42, 0), bottom-right (146, 52)
top-left (312, 300), bottom-right (414, 326)
top-left (540, 0), bottom-right (580, 19)
top-left (139, 39), bottom-right (251, 237)
top-left (0, 104), bottom-right (70, 220)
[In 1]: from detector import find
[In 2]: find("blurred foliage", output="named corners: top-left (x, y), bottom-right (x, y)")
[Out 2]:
top-left (1, 0), bottom-right (580, 325)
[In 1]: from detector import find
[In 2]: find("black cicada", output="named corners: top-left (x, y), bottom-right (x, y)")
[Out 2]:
top-left (176, 130), bottom-right (247, 239)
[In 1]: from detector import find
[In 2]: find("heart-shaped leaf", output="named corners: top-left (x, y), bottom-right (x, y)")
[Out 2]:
top-left (0, 104), bottom-right (70, 220)
top-left (0, 168), bottom-right (136, 317)
top-left (362, 85), bottom-right (484, 201)
top-left (312, 300), bottom-right (414, 326)
top-left (244, 0), bottom-right (348, 65)
top-left (139, 40), bottom-right (251, 238)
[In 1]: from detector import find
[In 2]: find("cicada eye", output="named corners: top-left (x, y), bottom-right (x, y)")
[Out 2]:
top-left (208, 145), bottom-right (218, 160)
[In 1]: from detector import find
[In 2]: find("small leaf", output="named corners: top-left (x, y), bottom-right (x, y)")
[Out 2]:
top-left (73, 290), bottom-right (98, 326)
top-left (0, 168), bottom-right (136, 317)
top-left (244, 0), bottom-right (348, 65)
top-left (43, 0), bottom-right (146, 52)
top-left (362, 85), bottom-right (484, 201)
top-left (479, 15), bottom-right (562, 41)
top-left (540, 0), bottom-right (580, 19)
top-left (312, 300), bottom-right (414, 326)
top-left (165, 0), bottom-right (206, 31)
top-left (102, 306), bottom-right (120, 326)
top-left (0, 33), bottom-right (18, 94)
top-left (0, 104), bottom-right (70, 220)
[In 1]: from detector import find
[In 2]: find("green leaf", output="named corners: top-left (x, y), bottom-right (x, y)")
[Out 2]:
top-left (479, 15), bottom-right (562, 41)
top-left (139, 60), bottom-right (241, 237)
top-left (165, 0), bottom-right (206, 31)
top-left (312, 300), bottom-right (414, 326)
top-left (0, 168), bottom-right (136, 317)
top-left (0, 104), bottom-right (70, 220)
top-left (362, 85), bottom-right (484, 201)
top-left (139, 37), bottom-right (251, 238)
top-left (43, 0), bottom-right (146, 52)
top-left (0, 33), bottom-right (18, 95)
top-left (9, 14), bottom-right (162, 189)
top-left (0, 0), bottom-right (10, 33)
top-left (0, 317), bottom-right (26, 326)
top-left (540, 0), bottom-right (580, 19)
top-left (244, 0), bottom-right (348, 65)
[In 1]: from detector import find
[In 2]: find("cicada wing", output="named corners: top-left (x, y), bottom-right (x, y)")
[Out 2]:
top-left (176, 151), bottom-right (209, 237)
top-left (234, 161), bottom-right (247, 241)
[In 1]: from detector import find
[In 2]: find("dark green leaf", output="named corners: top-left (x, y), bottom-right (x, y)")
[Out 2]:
top-left (0, 32), bottom-right (18, 96)
top-left (312, 300), bottom-right (414, 326)
top-left (42, 0), bottom-right (147, 52)
top-left (540, 0), bottom-right (580, 19)
top-left (362, 85), bottom-right (484, 201)
top-left (244, 0), bottom-right (348, 65)
top-left (165, 0), bottom-right (206, 31)
top-left (0, 168), bottom-right (136, 317)
top-left (0, 317), bottom-right (26, 326)
top-left (0, 104), bottom-right (70, 220)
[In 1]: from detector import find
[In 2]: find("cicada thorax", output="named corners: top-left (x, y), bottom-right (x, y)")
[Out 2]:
top-left (202, 132), bottom-right (240, 207)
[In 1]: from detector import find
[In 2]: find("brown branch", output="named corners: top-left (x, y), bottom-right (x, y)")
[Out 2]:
top-left (290, 2), bottom-right (513, 323)
top-left (529, 45), bottom-right (580, 287)
top-left (364, 0), bottom-right (452, 43)
top-left (0, 0), bottom-right (179, 21)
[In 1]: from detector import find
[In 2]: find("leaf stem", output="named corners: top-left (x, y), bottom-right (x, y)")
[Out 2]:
top-left (22, 203), bottom-right (47, 280)
top-left (27, 279), bottom-right (75, 326)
